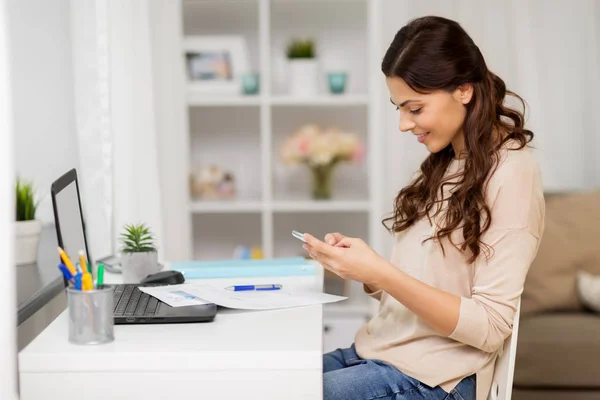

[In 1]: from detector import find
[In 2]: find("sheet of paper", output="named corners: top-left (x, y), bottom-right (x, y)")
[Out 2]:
top-left (181, 283), bottom-right (347, 310)
top-left (139, 283), bottom-right (346, 310)
top-left (138, 285), bottom-right (211, 308)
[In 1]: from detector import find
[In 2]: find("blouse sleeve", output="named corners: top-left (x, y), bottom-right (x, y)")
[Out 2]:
top-left (363, 283), bottom-right (383, 301)
top-left (448, 151), bottom-right (545, 352)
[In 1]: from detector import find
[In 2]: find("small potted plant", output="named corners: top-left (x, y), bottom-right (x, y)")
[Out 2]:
top-left (15, 178), bottom-right (42, 265)
top-left (286, 38), bottom-right (319, 97)
top-left (119, 223), bottom-right (160, 283)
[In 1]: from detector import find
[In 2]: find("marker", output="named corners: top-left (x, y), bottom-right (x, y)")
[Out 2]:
top-left (96, 264), bottom-right (105, 288)
top-left (226, 284), bottom-right (282, 291)
top-left (82, 273), bottom-right (93, 291)
top-left (79, 250), bottom-right (91, 274)
top-left (57, 247), bottom-right (76, 275)
top-left (78, 250), bottom-right (93, 290)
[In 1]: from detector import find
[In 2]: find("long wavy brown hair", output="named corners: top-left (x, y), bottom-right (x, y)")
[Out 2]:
top-left (381, 16), bottom-right (534, 263)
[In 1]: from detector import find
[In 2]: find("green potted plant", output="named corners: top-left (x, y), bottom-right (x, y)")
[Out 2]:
top-left (119, 223), bottom-right (160, 283)
top-left (15, 178), bottom-right (41, 265)
top-left (286, 38), bottom-right (319, 97)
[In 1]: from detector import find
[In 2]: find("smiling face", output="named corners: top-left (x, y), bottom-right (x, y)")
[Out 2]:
top-left (386, 76), bottom-right (473, 157)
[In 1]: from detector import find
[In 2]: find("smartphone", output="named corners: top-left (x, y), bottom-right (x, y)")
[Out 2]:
top-left (292, 230), bottom-right (307, 243)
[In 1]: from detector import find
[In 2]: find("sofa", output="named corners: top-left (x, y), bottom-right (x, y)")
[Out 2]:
top-left (513, 189), bottom-right (600, 400)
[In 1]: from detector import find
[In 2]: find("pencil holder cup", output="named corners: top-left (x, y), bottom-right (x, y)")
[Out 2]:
top-left (67, 287), bottom-right (114, 345)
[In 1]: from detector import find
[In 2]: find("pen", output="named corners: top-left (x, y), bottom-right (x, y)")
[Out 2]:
top-left (57, 247), bottom-right (76, 275)
top-left (74, 272), bottom-right (83, 291)
top-left (226, 284), bottom-right (282, 291)
top-left (96, 264), bottom-right (105, 289)
top-left (58, 263), bottom-right (74, 284)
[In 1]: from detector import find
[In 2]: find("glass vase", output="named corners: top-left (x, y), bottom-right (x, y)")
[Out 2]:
top-left (310, 164), bottom-right (335, 200)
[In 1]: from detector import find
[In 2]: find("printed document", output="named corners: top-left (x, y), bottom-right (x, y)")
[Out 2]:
top-left (138, 283), bottom-right (346, 310)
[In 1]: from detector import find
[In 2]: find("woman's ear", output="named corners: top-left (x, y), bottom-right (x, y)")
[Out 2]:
top-left (454, 83), bottom-right (474, 105)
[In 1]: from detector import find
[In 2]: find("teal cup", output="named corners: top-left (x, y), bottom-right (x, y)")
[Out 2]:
top-left (242, 72), bottom-right (260, 95)
top-left (327, 72), bottom-right (347, 94)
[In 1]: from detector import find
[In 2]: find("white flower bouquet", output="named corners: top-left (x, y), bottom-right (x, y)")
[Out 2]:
top-left (280, 124), bottom-right (365, 199)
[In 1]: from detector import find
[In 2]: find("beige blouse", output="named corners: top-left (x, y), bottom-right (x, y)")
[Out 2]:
top-left (354, 142), bottom-right (545, 400)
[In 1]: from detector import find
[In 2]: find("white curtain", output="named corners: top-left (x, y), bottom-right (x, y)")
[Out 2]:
top-left (70, 0), bottom-right (113, 261)
top-left (70, 0), bottom-right (165, 262)
top-left (107, 0), bottom-right (165, 260)
top-left (381, 0), bottom-right (600, 255)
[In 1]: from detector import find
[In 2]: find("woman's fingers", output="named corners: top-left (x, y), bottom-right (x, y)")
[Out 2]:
top-left (338, 236), bottom-right (358, 248)
top-left (324, 232), bottom-right (344, 245)
top-left (307, 249), bottom-right (334, 270)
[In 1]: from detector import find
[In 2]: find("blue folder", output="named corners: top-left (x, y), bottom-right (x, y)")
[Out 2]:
top-left (170, 257), bottom-right (315, 279)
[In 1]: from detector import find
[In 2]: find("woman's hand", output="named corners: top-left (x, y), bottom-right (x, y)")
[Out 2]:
top-left (302, 233), bottom-right (391, 286)
top-left (324, 232), bottom-right (348, 247)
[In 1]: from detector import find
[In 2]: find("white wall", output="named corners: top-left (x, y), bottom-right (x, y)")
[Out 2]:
top-left (380, 0), bottom-right (600, 257)
top-left (382, 0), bottom-right (600, 200)
top-left (8, 0), bottom-right (78, 225)
top-left (1, 0), bottom-right (17, 397)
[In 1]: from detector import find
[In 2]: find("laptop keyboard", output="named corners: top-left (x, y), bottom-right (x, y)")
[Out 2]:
top-left (113, 285), bottom-right (160, 317)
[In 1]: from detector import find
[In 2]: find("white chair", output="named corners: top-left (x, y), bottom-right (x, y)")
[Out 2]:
top-left (487, 298), bottom-right (522, 400)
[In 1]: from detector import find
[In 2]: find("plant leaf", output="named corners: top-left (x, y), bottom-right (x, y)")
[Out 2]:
top-left (119, 222), bottom-right (156, 253)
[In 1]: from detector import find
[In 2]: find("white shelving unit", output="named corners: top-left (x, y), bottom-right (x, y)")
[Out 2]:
top-left (178, 0), bottom-right (385, 344)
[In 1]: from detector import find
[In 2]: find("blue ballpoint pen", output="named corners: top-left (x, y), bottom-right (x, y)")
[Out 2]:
top-left (58, 263), bottom-right (74, 284)
top-left (226, 284), bottom-right (282, 291)
top-left (74, 272), bottom-right (83, 290)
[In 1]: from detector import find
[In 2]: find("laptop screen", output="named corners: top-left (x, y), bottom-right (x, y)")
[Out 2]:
top-left (52, 170), bottom-right (92, 279)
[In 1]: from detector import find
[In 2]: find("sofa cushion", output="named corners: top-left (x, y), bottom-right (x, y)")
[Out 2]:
top-left (515, 313), bottom-right (600, 388)
top-left (513, 389), bottom-right (600, 400)
top-left (521, 189), bottom-right (600, 315)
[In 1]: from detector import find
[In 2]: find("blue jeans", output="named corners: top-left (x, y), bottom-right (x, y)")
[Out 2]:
top-left (323, 344), bottom-right (475, 400)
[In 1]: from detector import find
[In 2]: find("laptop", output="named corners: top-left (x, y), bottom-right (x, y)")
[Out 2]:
top-left (50, 168), bottom-right (217, 324)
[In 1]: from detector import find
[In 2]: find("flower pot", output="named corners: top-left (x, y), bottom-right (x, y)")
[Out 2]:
top-left (15, 220), bottom-right (42, 265)
top-left (121, 251), bottom-right (160, 283)
top-left (288, 59), bottom-right (319, 97)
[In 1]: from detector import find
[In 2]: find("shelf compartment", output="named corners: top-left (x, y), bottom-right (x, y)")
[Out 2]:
top-left (270, 0), bottom-right (368, 96)
top-left (271, 106), bottom-right (369, 201)
top-left (192, 213), bottom-right (262, 260)
top-left (189, 106), bottom-right (262, 202)
top-left (182, 0), bottom-right (260, 73)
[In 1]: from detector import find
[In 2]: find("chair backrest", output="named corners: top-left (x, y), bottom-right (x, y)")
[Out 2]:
top-left (487, 298), bottom-right (521, 400)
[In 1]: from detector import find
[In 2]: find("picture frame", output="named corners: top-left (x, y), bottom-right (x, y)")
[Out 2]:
top-left (183, 35), bottom-right (251, 95)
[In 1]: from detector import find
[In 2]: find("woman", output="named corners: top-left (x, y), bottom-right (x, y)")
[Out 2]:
top-left (302, 16), bottom-right (545, 400)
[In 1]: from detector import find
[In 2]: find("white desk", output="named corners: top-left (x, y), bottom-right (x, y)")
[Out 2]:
top-left (19, 263), bottom-right (325, 400)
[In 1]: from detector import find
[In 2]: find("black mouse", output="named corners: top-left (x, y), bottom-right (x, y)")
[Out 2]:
top-left (140, 270), bottom-right (185, 285)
